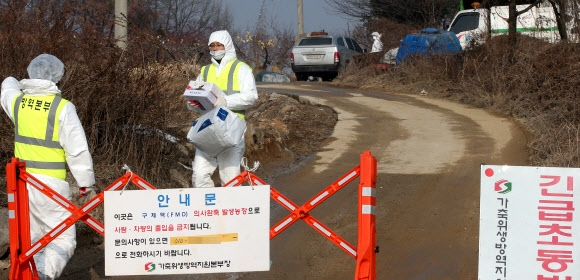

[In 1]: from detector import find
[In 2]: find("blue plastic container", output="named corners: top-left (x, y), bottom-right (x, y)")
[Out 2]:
top-left (395, 28), bottom-right (462, 65)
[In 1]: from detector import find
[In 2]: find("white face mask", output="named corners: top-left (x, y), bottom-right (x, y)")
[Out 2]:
top-left (211, 50), bottom-right (226, 60)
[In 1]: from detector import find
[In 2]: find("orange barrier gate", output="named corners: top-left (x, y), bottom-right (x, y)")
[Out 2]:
top-left (224, 150), bottom-right (378, 280)
top-left (6, 150), bottom-right (377, 280)
top-left (5, 158), bottom-right (157, 280)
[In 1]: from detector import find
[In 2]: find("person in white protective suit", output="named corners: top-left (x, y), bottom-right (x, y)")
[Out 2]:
top-left (186, 30), bottom-right (258, 188)
top-left (371, 31), bottom-right (383, 53)
top-left (1, 54), bottom-right (96, 280)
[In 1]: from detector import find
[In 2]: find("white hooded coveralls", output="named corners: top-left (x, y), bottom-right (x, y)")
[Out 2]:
top-left (1, 57), bottom-right (95, 279)
top-left (187, 30), bottom-right (258, 188)
top-left (371, 32), bottom-right (383, 53)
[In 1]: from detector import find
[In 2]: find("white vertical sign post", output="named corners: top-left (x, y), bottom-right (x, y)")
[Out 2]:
top-left (480, 165), bottom-right (580, 280)
top-left (104, 185), bottom-right (270, 276)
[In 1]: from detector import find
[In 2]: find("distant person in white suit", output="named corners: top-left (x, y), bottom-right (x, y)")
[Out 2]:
top-left (371, 31), bottom-right (383, 53)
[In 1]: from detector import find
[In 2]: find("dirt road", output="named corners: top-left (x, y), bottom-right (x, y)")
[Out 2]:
top-left (52, 82), bottom-right (528, 280)
top-left (239, 83), bottom-right (529, 280)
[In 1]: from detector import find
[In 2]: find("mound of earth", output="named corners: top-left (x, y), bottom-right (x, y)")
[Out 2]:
top-left (244, 92), bottom-right (338, 181)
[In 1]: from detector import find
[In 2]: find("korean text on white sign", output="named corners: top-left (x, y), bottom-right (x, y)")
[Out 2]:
top-left (104, 185), bottom-right (270, 276)
top-left (479, 165), bottom-right (580, 280)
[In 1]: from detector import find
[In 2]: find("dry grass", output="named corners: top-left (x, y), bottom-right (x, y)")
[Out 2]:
top-left (336, 34), bottom-right (580, 167)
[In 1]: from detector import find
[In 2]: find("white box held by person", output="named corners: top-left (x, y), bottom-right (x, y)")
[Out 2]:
top-left (183, 81), bottom-right (226, 112)
top-left (186, 106), bottom-right (246, 158)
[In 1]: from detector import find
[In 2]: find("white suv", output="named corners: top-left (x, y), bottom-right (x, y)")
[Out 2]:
top-left (290, 33), bottom-right (365, 81)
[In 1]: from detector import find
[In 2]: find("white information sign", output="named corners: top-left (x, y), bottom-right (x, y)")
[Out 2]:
top-left (104, 185), bottom-right (270, 276)
top-left (480, 165), bottom-right (580, 280)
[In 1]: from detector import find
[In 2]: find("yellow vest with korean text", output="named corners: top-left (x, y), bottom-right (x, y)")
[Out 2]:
top-left (11, 94), bottom-right (68, 180)
top-left (201, 58), bottom-right (249, 119)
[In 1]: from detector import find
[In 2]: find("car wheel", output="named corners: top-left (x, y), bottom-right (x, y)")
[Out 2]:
top-left (322, 72), bottom-right (338, 81)
top-left (295, 73), bottom-right (307, 81)
top-left (343, 59), bottom-right (352, 70)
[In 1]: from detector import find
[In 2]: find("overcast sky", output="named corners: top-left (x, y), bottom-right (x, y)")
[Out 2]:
top-left (221, 0), bottom-right (356, 35)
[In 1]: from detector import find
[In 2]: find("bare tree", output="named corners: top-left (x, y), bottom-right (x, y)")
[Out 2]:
top-left (546, 0), bottom-right (580, 42)
top-left (325, 0), bottom-right (456, 27)
top-left (232, 0), bottom-right (295, 72)
top-left (506, 0), bottom-right (553, 62)
top-left (123, 0), bottom-right (233, 63)
top-left (142, 0), bottom-right (231, 37)
top-left (548, 0), bottom-right (569, 41)
top-left (323, 0), bottom-right (373, 20)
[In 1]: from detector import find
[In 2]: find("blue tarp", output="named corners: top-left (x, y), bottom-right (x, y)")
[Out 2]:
top-left (395, 28), bottom-right (462, 65)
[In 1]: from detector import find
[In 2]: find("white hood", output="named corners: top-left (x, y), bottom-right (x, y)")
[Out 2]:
top-left (20, 79), bottom-right (61, 95)
top-left (192, 30), bottom-right (258, 112)
top-left (208, 30), bottom-right (237, 66)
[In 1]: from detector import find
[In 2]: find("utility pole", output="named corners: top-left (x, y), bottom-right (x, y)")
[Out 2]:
top-left (115, 0), bottom-right (127, 50)
top-left (297, 0), bottom-right (304, 38)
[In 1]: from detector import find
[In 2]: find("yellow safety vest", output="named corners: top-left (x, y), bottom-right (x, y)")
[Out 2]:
top-left (201, 58), bottom-right (249, 119)
top-left (11, 94), bottom-right (68, 180)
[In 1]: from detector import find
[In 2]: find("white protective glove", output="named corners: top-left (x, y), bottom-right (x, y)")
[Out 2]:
top-left (214, 92), bottom-right (227, 107)
top-left (212, 85), bottom-right (227, 107)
